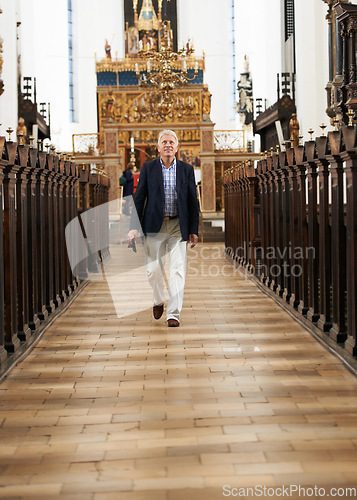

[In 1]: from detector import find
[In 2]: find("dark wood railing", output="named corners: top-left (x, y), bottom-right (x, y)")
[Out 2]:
top-left (223, 124), bottom-right (357, 366)
top-left (0, 138), bottom-right (110, 377)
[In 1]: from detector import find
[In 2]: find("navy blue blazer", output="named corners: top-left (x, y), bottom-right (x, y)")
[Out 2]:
top-left (132, 158), bottom-right (199, 241)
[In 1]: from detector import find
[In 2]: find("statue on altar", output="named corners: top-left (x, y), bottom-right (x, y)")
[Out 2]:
top-left (236, 55), bottom-right (253, 130)
top-left (16, 117), bottom-right (27, 143)
top-left (202, 85), bottom-right (212, 119)
top-left (289, 113), bottom-right (300, 146)
top-left (104, 39), bottom-right (111, 59)
top-left (102, 90), bottom-right (116, 122)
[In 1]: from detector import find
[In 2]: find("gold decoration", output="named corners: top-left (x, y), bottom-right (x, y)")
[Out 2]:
top-left (137, 0), bottom-right (159, 31)
top-left (6, 127), bottom-right (13, 141)
top-left (96, 57), bottom-right (203, 74)
top-left (98, 89), bottom-right (201, 126)
top-left (135, 21), bottom-right (198, 117)
top-left (308, 128), bottom-right (314, 141)
top-left (289, 113), bottom-right (299, 146)
top-left (347, 108), bottom-right (354, 126)
top-left (320, 123), bottom-right (327, 136)
top-left (17, 131), bottom-right (24, 145)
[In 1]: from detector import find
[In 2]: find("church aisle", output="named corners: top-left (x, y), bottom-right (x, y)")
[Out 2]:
top-left (0, 243), bottom-right (357, 500)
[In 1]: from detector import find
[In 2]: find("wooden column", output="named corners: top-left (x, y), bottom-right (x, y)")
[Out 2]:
top-left (77, 167), bottom-right (90, 280)
top-left (15, 143), bottom-right (32, 340)
top-left (63, 160), bottom-right (73, 297)
top-left (43, 153), bottom-right (56, 315)
top-left (316, 137), bottom-right (332, 333)
top-left (280, 153), bottom-right (291, 303)
top-left (265, 156), bottom-right (274, 289)
top-left (258, 159), bottom-right (269, 284)
top-left (2, 141), bottom-right (20, 352)
top-left (275, 151), bottom-right (286, 297)
top-left (27, 146), bottom-right (41, 331)
top-left (341, 125), bottom-right (357, 356)
top-left (71, 162), bottom-right (80, 287)
top-left (246, 163), bottom-right (258, 273)
top-left (327, 130), bottom-right (347, 343)
top-left (231, 170), bottom-right (236, 259)
top-left (58, 157), bottom-right (68, 303)
top-left (0, 138), bottom-right (8, 365)
top-left (305, 141), bottom-right (320, 323)
top-left (234, 168), bottom-right (243, 264)
top-left (51, 154), bottom-right (62, 308)
top-left (294, 145), bottom-right (309, 316)
top-left (268, 154), bottom-right (280, 292)
top-left (67, 161), bottom-right (79, 291)
top-left (35, 150), bottom-right (49, 322)
top-left (286, 146), bottom-right (300, 309)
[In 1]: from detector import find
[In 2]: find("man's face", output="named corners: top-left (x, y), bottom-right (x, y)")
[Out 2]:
top-left (158, 134), bottom-right (178, 158)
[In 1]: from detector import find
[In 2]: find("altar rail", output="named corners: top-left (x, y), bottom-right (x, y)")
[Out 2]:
top-left (0, 138), bottom-right (110, 377)
top-left (223, 125), bottom-right (357, 365)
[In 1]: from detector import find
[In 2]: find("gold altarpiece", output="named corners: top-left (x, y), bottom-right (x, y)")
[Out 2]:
top-left (95, 0), bottom-right (216, 213)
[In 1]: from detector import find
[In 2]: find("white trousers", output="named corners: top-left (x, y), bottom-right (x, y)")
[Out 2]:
top-left (145, 219), bottom-right (187, 321)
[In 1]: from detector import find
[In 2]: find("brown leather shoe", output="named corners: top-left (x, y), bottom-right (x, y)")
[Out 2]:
top-left (153, 304), bottom-right (164, 320)
top-left (167, 319), bottom-right (180, 327)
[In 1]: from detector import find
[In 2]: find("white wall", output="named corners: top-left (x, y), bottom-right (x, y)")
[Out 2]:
top-left (235, 0), bottom-right (282, 114)
top-left (178, 0), bottom-right (235, 129)
top-left (295, 0), bottom-right (329, 142)
top-left (18, 0), bottom-right (124, 152)
top-left (0, 0), bottom-right (19, 138)
top-left (72, 0), bottom-right (124, 137)
top-left (19, 0), bottom-right (70, 149)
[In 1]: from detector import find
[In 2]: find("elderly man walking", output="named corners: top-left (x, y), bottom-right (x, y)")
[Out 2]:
top-left (128, 129), bottom-right (199, 327)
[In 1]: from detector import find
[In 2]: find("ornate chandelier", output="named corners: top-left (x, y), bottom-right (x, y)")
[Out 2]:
top-left (135, 21), bottom-right (198, 116)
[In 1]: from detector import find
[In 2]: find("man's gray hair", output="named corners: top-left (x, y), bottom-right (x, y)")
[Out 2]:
top-left (158, 129), bottom-right (179, 145)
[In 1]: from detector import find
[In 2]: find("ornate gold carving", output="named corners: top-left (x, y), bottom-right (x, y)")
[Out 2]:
top-left (137, 0), bottom-right (159, 31)
top-left (98, 88), bottom-right (202, 128)
top-left (96, 56), bottom-right (204, 74)
top-left (202, 84), bottom-right (212, 117)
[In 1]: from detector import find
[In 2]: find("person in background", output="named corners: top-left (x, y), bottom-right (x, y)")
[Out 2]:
top-left (127, 129), bottom-right (199, 327)
top-left (121, 162), bottom-right (134, 215)
top-left (123, 162), bottom-right (134, 198)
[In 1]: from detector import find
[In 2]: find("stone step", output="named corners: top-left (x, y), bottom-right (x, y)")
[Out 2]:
top-left (199, 219), bottom-right (225, 242)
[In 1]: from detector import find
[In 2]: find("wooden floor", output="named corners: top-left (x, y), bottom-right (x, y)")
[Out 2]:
top-left (1, 243), bottom-right (357, 500)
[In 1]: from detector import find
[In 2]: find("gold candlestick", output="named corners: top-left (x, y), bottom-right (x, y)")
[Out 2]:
top-left (320, 123), bottom-right (326, 136)
top-left (347, 108), bottom-right (354, 127)
top-left (17, 131), bottom-right (24, 146)
top-left (6, 127), bottom-right (13, 142)
top-left (308, 128), bottom-right (314, 141)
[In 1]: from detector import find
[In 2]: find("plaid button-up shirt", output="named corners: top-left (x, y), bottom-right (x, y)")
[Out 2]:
top-left (161, 158), bottom-right (178, 217)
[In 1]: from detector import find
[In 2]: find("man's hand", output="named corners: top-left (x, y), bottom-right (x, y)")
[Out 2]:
top-left (128, 229), bottom-right (139, 245)
top-left (189, 234), bottom-right (198, 248)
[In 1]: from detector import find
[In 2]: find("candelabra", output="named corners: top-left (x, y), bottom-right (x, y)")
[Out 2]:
top-left (135, 21), bottom-right (198, 116)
